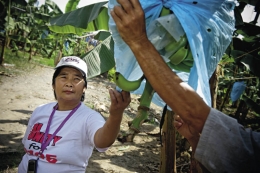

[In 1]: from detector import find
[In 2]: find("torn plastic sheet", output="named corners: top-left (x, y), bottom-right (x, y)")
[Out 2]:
top-left (108, 0), bottom-right (237, 108)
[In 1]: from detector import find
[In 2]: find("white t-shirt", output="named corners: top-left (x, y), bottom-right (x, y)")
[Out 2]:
top-left (18, 102), bottom-right (107, 173)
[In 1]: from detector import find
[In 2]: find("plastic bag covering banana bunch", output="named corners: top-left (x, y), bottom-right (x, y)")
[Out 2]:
top-left (108, 0), bottom-right (237, 108)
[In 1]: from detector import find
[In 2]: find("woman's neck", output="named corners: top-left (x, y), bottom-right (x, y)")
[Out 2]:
top-left (57, 101), bottom-right (81, 111)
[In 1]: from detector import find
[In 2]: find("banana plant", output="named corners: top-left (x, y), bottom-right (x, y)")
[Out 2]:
top-left (49, 1), bottom-right (109, 35)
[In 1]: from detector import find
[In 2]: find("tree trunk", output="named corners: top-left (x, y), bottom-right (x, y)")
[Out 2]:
top-left (234, 100), bottom-right (249, 124)
top-left (0, 37), bottom-right (6, 65)
top-left (54, 50), bottom-right (62, 66)
top-left (209, 65), bottom-right (220, 108)
top-left (48, 41), bottom-right (58, 59)
top-left (28, 45), bottom-right (33, 61)
top-left (160, 110), bottom-right (176, 173)
top-left (219, 83), bottom-right (232, 111)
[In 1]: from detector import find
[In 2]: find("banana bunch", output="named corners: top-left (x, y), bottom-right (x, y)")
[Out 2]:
top-left (165, 35), bottom-right (194, 72)
top-left (113, 72), bottom-right (145, 92)
top-left (159, 7), bottom-right (194, 72)
top-left (160, 7), bottom-right (171, 17)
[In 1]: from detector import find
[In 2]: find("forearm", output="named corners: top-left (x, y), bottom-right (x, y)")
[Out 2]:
top-left (94, 115), bottom-right (122, 148)
top-left (128, 39), bottom-right (210, 133)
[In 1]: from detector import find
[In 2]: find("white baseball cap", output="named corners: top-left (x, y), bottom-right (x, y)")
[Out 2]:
top-left (55, 56), bottom-right (88, 77)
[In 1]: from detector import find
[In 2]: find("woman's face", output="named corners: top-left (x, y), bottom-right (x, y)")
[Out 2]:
top-left (53, 67), bottom-right (86, 103)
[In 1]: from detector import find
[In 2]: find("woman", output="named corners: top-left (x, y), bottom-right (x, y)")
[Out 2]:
top-left (18, 56), bottom-right (131, 173)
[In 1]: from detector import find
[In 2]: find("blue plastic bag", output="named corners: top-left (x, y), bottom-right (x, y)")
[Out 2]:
top-left (108, 0), bottom-right (237, 108)
top-left (230, 81), bottom-right (246, 102)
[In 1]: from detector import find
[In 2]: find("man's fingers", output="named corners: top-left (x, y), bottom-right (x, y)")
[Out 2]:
top-left (174, 115), bottom-right (184, 123)
top-left (117, 0), bottom-right (134, 14)
top-left (129, 0), bottom-right (142, 11)
top-left (111, 6), bottom-right (124, 24)
top-left (173, 120), bottom-right (182, 129)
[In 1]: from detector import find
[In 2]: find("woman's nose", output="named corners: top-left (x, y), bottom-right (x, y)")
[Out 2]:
top-left (65, 83), bottom-right (72, 87)
top-left (65, 78), bottom-right (73, 87)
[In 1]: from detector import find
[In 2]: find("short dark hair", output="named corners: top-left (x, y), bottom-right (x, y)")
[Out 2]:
top-left (52, 66), bottom-right (87, 102)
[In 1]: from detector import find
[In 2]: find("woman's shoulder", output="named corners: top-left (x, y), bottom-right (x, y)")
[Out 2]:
top-left (34, 102), bottom-right (57, 112)
top-left (79, 103), bottom-right (104, 118)
top-left (79, 103), bottom-right (98, 114)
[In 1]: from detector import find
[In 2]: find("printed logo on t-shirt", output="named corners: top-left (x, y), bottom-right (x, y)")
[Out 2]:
top-left (27, 123), bottom-right (62, 145)
top-left (25, 123), bottom-right (62, 163)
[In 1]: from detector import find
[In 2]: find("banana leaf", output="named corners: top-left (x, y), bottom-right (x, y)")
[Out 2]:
top-left (94, 30), bottom-right (111, 41)
top-left (16, 22), bottom-right (30, 33)
top-left (242, 95), bottom-right (260, 114)
top-left (239, 0), bottom-right (259, 6)
top-left (4, 16), bottom-right (15, 30)
top-left (34, 12), bottom-right (52, 21)
top-left (81, 35), bottom-right (115, 79)
top-left (240, 55), bottom-right (260, 78)
top-left (9, 35), bottom-right (31, 44)
top-left (12, 0), bottom-right (27, 6)
top-left (65, 0), bottom-right (80, 13)
top-left (45, 0), bottom-right (63, 15)
top-left (49, 1), bottom-right (108, 35)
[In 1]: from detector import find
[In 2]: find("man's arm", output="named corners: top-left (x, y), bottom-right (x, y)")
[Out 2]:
top-left (111, 0), bottom-right (210, 134)
top-left (111, 1), bottom-right (260, 172)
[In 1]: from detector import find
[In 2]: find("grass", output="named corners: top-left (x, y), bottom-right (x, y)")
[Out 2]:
top-left (0, 48), bottom-right (55, 79)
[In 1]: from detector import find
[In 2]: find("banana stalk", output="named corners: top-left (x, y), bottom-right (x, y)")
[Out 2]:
top-left (118, 80), bottom-right (155, 142)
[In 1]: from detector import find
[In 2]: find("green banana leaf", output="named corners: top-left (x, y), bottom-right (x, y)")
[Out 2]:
top-left (239, 0), bottom-right (259, 6)
top-left (34, 12), bottom-right (52, 21)
top-left (45, 0), bottom-right (63, 15)
top-left (234, 7), bottom-right (244, 27)
top-left (231, 49), bottom-right (260, 77)
top-left (65, 0), bottom-right (80, 13)
top-left (4, 16), bottom-right (15, 30)
top-left (12, 0), bottom-right (27, 6)
top-left (16, 22), bottom-right (30, 33)
top-left (94, 30), bottom-right (111, 41)
top-left (242, 95), bottom-right (260, 114)
top-left (240, 55), bottom-right (260, 78)
top-left (9, 35), bottom-right (31, 44)
top-left (236, 23), bottom-right (260, 37)
top-left (81, 35), bottom-right (115, 79)
top-left (49, 1), bottom-right (108, 35)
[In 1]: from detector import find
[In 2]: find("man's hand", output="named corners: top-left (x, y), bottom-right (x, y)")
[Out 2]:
top-left (174, 114), bottom-right (200, 149)
top-left (110, 0), bottom-right (148, 47)
top-left (109, 88), bottom-right (131, 118)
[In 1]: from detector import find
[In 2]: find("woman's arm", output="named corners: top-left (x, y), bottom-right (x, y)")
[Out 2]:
top-left (94, 89), bottom-right (131, 148)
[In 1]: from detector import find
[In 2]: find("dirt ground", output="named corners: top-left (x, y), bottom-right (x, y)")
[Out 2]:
top-left (0, 65), bottom-right (167, 173)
